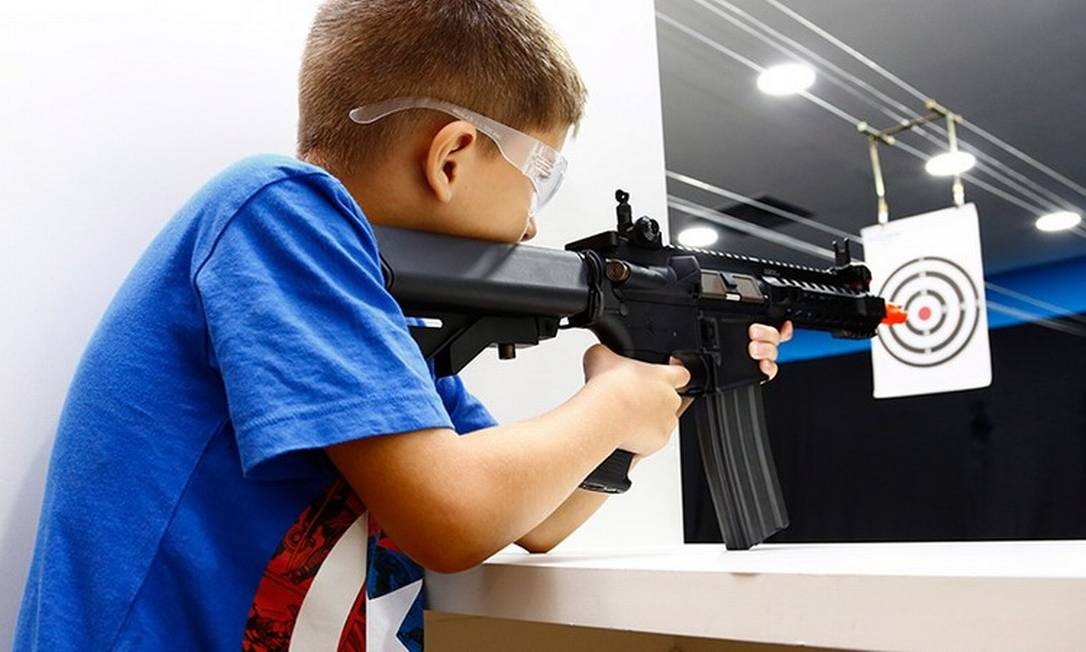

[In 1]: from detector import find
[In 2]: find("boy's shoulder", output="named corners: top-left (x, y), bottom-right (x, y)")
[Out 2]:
top-left (178, 154), bottom-right (365, 260)
top-left (199, 154), bottom-right (339, 206)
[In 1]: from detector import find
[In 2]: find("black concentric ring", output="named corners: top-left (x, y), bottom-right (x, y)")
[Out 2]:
top-left (875, 257), bottom-right (981, 368)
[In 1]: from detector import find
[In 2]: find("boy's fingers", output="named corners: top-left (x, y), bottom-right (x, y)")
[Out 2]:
top-left (760, 358), bottom-right (778, 380)
top-left (582, 343), bottom-right (611, 372)
top-left (677, 396), bottom-right (695, 416)
top-left (667, 357), bottom-right (692, 388)
top-left (748, 323), bottom-right (781, 345)
top-left (748, 341), bottom-right (778, 362)
top-left (781, 320), bottom-right (794, 342)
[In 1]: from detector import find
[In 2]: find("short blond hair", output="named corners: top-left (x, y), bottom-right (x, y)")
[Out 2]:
top-left (298, 0), bottom-right (587, 173)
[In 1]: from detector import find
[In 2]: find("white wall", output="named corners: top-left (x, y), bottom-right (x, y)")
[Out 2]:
top-left (0, 0), bottom-right (675, 645)
top-left (463, 0), bottom-right (681, 553)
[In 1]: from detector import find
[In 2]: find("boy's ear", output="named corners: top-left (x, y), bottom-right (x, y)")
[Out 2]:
top-left (424, 120), bottom-right (479, 203)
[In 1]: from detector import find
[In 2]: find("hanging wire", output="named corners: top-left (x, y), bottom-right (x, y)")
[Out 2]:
top-left (983, 282), bottom-right (1086, 326)
top-left (956, 120), bottom-right (1086, 201)
top-left (760, 0), bottom-right (1086, 202)
top-left (668, 195), bottom-right (836, 259)
top-left (657, 12), bottom-right (861, 126)
top-left (693, 0), bottom-right (1080, 215)
top-left (657, 11), bottom-right (1053, 215)
top-left (666, 171), bottom-right (854, 240)
top-left (984, 301), bottom-right (1086, 338)
top-left (667, 171), bottom-right (1086, 336)
top-left (656, 12), bottom-right (765, 72)
top-left (698, 0), bottom-right (918, 117)
top-left (891, 139), bottom-right (1048, 213)
top-left (656, 9), bottom-right (1086, 336)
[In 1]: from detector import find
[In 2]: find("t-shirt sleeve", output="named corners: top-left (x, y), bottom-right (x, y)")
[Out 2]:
top-left (434, 374), bottom-right (499, 435)
top-left (195, 173), bottom-right (454, 480)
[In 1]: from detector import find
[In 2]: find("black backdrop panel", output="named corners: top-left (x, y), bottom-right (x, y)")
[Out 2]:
top-left (681, 316), bottom-right (1086, 543)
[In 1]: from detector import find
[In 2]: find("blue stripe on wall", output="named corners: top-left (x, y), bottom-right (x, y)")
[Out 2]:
top-left (778, 254), bottom-right (1086, 363)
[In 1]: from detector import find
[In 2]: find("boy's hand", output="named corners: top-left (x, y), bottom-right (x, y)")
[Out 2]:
top-left (581, 321), bottom-right (792, 457)
top-left (748, 320), bottom-right (793, 381)
top-left (582, 344), bottom-right (690, 457)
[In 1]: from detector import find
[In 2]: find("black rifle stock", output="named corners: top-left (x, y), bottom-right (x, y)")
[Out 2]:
top-left (374, 190), bottom-right (891, 550)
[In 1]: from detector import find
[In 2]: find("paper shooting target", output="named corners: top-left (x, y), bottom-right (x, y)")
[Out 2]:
top-left (875, 256), bottom-right (982, 368)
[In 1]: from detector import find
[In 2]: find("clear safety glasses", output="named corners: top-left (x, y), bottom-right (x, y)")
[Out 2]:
top-left (348, 97), bottom-right (568, 214)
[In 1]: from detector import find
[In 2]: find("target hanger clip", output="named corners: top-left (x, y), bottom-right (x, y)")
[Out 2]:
top-left (857, 99), bottom-right (968, 224)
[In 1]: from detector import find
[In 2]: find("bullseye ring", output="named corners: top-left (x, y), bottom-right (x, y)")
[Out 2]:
top-left (875, 257), bottom-right (981, 368)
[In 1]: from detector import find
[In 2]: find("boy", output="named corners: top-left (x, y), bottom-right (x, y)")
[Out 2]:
top-left (16, 0), bottom-right (791, 649)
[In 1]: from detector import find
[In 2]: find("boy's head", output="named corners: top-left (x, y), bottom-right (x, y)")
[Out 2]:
top-left (298, 0), bottom-right (587, 243)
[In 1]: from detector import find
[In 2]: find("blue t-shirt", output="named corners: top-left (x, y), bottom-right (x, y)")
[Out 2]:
top-left (16, 155), bottom-right (497, 651)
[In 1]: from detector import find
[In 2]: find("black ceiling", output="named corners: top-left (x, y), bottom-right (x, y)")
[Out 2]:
top-left (655, 0), bottom-right (1086, 274)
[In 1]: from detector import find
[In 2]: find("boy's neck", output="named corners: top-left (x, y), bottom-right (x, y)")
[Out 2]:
top-left (306, 153), bottom-right (423, 230)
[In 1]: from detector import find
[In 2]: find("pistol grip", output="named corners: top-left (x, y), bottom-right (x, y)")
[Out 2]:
top-left (580, 449), bottom-right (635, 493)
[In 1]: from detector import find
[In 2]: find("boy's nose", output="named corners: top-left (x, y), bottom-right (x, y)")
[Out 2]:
top-left (521, 215), bottom-right (538, 241)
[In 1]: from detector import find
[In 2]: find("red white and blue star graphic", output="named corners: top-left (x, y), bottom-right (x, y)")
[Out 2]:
top-left (242, 480), bottom-right (425, 651)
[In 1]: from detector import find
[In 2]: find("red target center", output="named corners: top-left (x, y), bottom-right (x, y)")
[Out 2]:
top-left (918, 306), bottom-right (933, 321)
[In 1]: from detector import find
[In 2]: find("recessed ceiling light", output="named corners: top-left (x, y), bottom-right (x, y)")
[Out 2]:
top-left (677, 225), bottom-right (719, 247)
top-left (756, 63), bottom-right (816, 96)
top-left (924, 151), bottom-right (976, 176)
top-left (1035, 210), bottom-right (1082, 232)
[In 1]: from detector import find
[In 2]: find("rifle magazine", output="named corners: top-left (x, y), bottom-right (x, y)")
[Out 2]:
top-left (687, 385), bottom-right (789, 550)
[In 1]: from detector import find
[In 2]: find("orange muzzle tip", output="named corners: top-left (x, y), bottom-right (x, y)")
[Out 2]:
top-left (881, 303), bottom-right (908, 326)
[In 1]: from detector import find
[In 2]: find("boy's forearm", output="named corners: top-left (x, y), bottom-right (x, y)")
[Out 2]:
top-left (440, 381), bottom-right (631, 562)
top-left (516, 456), bottom-right (642, 552)
top-left (514, 489), bottom-right (608, 552)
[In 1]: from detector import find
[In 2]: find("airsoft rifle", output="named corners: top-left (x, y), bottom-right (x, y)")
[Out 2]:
top-left (374, 190), bottom-right (905, 549)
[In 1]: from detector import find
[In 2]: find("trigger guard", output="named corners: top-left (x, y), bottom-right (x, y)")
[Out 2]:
top-left (670, 350), bottom-right (711, 396)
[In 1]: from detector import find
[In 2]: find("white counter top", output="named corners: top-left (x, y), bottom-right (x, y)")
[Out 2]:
top-left (426, 541), bottom-right (1086, 650)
